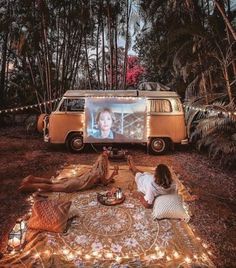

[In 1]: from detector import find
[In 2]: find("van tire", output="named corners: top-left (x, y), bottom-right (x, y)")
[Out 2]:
top-left (149, 137), bottom-right (168, 155)
top-left (66, 133), bottom-right (85, 153)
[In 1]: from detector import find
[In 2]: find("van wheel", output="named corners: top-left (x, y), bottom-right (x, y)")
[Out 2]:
top-left (149, 138), bottom-right (168, 155)
top-left (66, 134), bottom-right (85, 153)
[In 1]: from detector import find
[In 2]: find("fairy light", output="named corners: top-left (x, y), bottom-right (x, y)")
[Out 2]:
top-left (34, 252), bottom-right (40, 259)
top-left (62, 248), bottom-right (70, 255)
top-left (115, 256), bottom-right (122, 263)
top-left (173, 251), bottom-right (180, 259)
top-left (67, 252), bottom-right (75, 261)
top-left (202, 242), bottom-right (208, 249)
top-left (184, 104), bottom-right (235, 119)
top-left (207, 250), bottom-right (213, 256)
top-left (184, 256), bottom-right (192, 264)
top-left (84, 254), bottom-right (91, 260)
top-left (43, 250), bottom-right (50, 256)
top-left (166, 255), bottom-right (171, 261)
top-left (105, 252), bottom-right (113, 259)
top-left (0, 98), bottom-right (61, 114)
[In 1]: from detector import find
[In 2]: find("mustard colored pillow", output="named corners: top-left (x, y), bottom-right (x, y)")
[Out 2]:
top-left (152, 193), bottom-right (190, 222)
top-left (28, 199), bottom-right (72, 233)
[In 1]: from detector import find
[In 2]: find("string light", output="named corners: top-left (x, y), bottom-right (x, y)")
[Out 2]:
top-left (184, 104), bottom-right (235, 119)
top-left (0, 98), bottom-right (61, 114)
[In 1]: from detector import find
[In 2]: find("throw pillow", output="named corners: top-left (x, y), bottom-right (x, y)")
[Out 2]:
top-left (27, 199), bottom-right (72, 233)
top-left (152, 193), bottom-right (190, 222)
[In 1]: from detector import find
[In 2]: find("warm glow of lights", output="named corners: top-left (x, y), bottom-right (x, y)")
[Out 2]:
top-left (155, 246), bottom-right (160, 251)
top-left (202, 243), bottom-right (208, 248)
top-left (44, 250), bottom-right (50, 256)
top-left (166, 255), bottom-right (171, 261)
top-left (196, 237), bottom-right (201, 241)
top-left (207, 250), bottom-right (212, 256)
top-left (157, 251), bottom-right (165, 258)
top-left (115, 256), bottom-right (122, 263)
top-left (62, 249), bottom-right (70, 255)
top-left (92, 251), bottom-right (99, 256)
top-left (67, 253), bottom-right (75, 261)
top-left (84, 254), bottom-right (91, 260)
top-left (34, 253), bottom-right (40, 258)
top-left (150, 254), bottom-right (157, 260)
top-left (201, 253), bottom-right (208, 260)
top-left (173, 251), bottom-right (180, 259)
top-left (105, 252), bottom-right (113, 259)
top-left (184, 256), bottom-right (192, 264)
top-left (10, 250), bottom-right (16, 255)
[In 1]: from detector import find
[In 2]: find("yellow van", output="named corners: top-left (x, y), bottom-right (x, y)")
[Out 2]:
top-left (41, 90), bottom-right (188, 154)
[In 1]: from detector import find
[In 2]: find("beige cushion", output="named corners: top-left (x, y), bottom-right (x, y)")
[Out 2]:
top-left (152, 193), bottom-right (190, 222)
top-left (28, 199), bottom-right (71, 233)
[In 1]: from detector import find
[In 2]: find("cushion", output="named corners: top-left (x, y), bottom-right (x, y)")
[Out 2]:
top-left (152, 193), bottom-right (190, 222)
top-left (27, 199), bottom-right (72, 233)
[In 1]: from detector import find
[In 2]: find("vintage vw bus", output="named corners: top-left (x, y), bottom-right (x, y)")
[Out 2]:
top-left (40, 90), bottom-right (188, 154)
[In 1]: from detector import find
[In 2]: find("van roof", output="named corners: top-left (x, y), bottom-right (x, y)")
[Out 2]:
top-left (63, 90), bottom-right (180, 98)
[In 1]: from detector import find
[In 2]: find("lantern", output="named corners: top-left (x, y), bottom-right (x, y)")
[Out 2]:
top-left (8, 219), bottom-right (27, 251)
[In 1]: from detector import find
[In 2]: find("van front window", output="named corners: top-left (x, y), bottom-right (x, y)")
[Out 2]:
top-left (59, 99), bottom-right (85, 112)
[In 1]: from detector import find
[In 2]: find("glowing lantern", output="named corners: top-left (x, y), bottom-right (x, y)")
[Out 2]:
top-left (8, 220), bottom-right (27, 251)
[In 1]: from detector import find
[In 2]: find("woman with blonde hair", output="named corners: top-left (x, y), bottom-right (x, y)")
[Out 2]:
top-left (19, 152), bottom-right (118, 193)
top-left (89, 107), bottom-right (126, 140)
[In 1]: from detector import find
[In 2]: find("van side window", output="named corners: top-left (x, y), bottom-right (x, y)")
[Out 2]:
top-left (172, 98), bottom-right (182, 112)
top-left (149, 99), bottom-right (172, 112)
top-left (59, 99), bottom-right (85, 112)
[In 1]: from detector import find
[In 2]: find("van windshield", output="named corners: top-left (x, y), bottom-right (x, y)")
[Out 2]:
top-left (59, 98), bottom-right (85, 112)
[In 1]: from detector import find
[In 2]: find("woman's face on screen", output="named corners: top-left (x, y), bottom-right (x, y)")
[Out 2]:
top-left (98, 111), bottom-right (113, 132)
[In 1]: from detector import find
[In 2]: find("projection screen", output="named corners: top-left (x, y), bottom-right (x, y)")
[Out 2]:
top-left (84, 97), bottom-right (147, 143)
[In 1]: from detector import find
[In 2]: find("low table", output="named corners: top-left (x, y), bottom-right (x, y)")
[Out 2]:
top-left (97, 192), bottom-right (125, 206)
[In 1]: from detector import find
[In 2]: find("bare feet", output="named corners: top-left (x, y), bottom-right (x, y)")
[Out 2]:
top-left (21, 175), bottom-right (34, 184)
top-left (113, 165), bottom-right (119, 176)
top-left (127, 155), bottom-right (133, 170)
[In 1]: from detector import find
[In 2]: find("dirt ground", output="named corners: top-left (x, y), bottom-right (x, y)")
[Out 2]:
top-left (0, 126), bottom-right (235, 267)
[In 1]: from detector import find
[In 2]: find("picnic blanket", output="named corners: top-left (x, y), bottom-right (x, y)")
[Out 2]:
top-left (0, 165), bottom-right (215, 268)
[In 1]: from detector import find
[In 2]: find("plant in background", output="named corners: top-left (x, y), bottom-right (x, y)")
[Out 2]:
top-left (185, 98), bottom-right (236, 168)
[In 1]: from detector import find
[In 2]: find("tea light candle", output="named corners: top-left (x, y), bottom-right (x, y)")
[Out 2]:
top-left (9, 237), bottom-right (21, 248)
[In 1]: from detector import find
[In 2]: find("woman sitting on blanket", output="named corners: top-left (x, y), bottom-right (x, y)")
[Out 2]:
top-left (19, 152), bottom-right (118, 193)
top-left (127, 155), bottom-right (177, 209)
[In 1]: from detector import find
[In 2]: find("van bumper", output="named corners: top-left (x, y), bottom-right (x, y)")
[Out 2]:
top-left (181, 138), bottom-right (188, 145)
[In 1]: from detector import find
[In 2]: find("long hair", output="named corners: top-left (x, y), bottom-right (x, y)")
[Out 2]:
top-left (154, 164), bottom-right (172, 189)
top-left (92, 152), bottom-right (109, 179)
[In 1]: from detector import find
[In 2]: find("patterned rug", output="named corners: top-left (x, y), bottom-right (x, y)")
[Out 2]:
top-left (0, 165), bottom-right (215, 268)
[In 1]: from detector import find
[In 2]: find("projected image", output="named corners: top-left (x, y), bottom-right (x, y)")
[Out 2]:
top-left (84, 98), bottom-right (147, 143)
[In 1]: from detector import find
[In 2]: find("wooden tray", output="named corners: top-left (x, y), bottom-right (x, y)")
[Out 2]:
top-left (97, 193), bottom-right (125, 206)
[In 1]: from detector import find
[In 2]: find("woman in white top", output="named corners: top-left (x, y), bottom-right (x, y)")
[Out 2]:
top-left (127, 156), bottom-right (176, 208)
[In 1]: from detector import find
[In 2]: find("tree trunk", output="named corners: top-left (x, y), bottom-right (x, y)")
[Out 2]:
top-left (114, 19), bottom-right (118, 90)
top-left (84, 34), bottom-right (92, 90)
top-left (101, 18), bottom-right (105, 90)
top-left (223, 65), bottom-right (233, 102)
top-left (107, 2), bottom-right (113, 90)
top-left (96, 21), bottom-right (101, 90)
top-left (215, 1), bottom-right (236, 41)
top-left (198, 54), bottom-right (209, 104)
top-left (0, 31), bottom-right (8, 109)
top-left (122, 0), bottom-right (132, 90)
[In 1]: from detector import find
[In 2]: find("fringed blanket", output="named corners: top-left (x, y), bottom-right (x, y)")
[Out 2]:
top-left (0, 166), bottom-right (215, 268)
